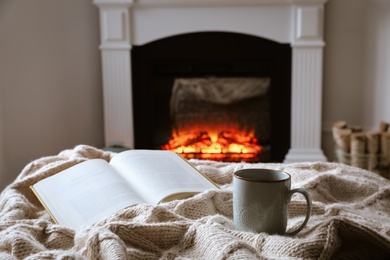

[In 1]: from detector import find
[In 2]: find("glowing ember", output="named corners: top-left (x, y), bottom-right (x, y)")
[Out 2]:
top-left (162, 130), bottom-right (262, 162)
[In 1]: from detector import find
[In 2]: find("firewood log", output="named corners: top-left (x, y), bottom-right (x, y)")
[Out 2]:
top-left (352, 125), bottom-right (363, 133)
top-left (379, 121), bottom-right (389, 132)
top-left (366, 131), bottom-right (380, 154)
top-left (366, 131), bottom-right (380, 171)
top-left (332, 128), bottom-right (352, 152)
top-left (351, 133), bottom-right (367, 169)
top-left (333, 120), bottom-right (348, 129)
top-left (332, 120), bottom-right (350, 164)
top-left (380, 132), bottom-right (390, 167)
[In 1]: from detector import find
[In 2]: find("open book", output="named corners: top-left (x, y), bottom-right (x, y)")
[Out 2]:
top-left (31, 150), bottom-right (219, 229)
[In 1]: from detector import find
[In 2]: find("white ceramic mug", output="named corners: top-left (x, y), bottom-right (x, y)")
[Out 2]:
top-left (233, 168), bottom-right (312, 235)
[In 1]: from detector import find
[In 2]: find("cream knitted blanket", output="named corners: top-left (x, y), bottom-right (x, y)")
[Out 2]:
top-left (0, 145), bottom-right (390, 259)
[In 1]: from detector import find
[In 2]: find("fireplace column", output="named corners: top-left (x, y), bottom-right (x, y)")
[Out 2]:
top-left (284, 4), bottom-right (327, 162)
top-left (94, 0), bottom-right (134, 148)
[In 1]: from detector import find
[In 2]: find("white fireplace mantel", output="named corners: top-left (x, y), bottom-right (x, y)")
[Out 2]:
top-left (93, 0), bottom-right (328, 162)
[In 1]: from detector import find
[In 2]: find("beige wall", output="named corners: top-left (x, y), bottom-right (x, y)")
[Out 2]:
top-left (0, 0), bottom-right (104, 190)
top-left (0, 0), bottom-right (389, 191)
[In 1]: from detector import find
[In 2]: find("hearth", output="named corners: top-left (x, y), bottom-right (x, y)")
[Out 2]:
top-left (131, 32), bottom-right (291, 162)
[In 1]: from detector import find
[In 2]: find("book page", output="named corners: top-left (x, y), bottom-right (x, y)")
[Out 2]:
top-left (110, 150), bottom-right (218, 205)
top-left (32, 159), bottom-right (145, 229)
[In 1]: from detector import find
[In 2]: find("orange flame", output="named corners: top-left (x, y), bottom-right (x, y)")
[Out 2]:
top-left (162, 129), bottom-right (261, 162)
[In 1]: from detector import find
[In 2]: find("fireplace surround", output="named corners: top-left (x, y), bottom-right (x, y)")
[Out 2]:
top-left (93, 0), bottom-right (328, 162)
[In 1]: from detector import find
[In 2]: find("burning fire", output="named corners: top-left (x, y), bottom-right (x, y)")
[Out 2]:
top-left (162, 130), bottom-right (262, 162)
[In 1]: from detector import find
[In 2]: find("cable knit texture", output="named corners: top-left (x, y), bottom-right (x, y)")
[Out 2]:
top-left (0, 145), bottom-right (390, 259)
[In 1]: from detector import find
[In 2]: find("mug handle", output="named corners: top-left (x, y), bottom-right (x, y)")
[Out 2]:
top-left (285, 188), bottom-right (312, 236)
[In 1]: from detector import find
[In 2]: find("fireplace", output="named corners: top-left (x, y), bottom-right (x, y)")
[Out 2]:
top-left (131, 32), bottom-right (291, 162)
top-left (93, 0), bottom-right (328, 163)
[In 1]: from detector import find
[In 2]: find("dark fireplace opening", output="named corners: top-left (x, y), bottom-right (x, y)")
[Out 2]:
top-left (131, 32), bottom-right (291, 162)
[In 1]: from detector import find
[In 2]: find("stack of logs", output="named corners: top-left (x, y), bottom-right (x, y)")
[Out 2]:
top-left (332, 120), bottom-right (390, 178)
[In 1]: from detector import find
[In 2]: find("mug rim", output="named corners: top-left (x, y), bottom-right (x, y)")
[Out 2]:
top-left (234, 168), bottom-right (291, 183)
